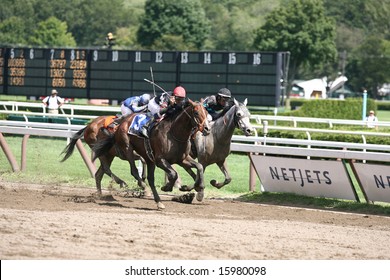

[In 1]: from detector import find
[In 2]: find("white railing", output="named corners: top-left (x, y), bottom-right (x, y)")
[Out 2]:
top-left (251, 114), bottom-right (390, 128)
top-left (2, 119), bottom-right (390, 194)
top-left (1, 120), bottom-right (389, 163)
top-left (230, 135), bottom-right (390, 162)
top-left (2, 100), bottom-right (390, 129)
top-left (0, 101), bottom-right (120, 117)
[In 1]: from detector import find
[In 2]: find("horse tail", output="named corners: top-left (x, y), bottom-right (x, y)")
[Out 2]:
top-left (92, 134), bottom-right (115, 161)
top-left (60, 126), bottom-right (87, 162)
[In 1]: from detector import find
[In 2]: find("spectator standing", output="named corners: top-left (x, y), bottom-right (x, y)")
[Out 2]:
top-left (366, 110), bottom-right (378, 129)
top-left (42, 89), bottom-right (64, 114)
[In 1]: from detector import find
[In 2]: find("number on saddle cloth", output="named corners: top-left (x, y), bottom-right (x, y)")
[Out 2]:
top-left (128, 114), bottom-right (151, 134)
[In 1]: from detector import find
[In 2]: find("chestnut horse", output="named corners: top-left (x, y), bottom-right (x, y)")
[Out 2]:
top-left (60, 115), bottom-right (145, 189)
top-left (93, 99), bottom-right (210, 209)
top-left (181, 98), bottom-right (254, 190)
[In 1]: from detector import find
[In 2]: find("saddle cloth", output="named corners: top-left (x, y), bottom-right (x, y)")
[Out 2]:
top-left (128, 114), bottom-right (151, 135)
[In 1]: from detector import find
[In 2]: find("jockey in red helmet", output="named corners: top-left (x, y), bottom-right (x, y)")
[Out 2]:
top-left (172, 86), bottom-right (186, 104)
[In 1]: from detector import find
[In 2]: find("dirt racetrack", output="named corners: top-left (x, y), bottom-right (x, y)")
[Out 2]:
top-left (1, 180), bottom-right (390, 260)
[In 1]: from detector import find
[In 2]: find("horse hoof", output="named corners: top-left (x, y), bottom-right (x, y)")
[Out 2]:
top-left (144, 189), bottom-right (152, 197)
top-left (179, 185), bottom-right (192, 192)
top-left (210, 180), bottom-right (223, 189)
top-left (157, 202), bottom-right (165, 210)
top-left (196, 191), bottom-right (204, 202)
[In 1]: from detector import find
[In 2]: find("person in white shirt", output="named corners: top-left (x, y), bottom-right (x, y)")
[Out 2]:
top-left (42, 89), bottom-right (64, 114)
top-left (366, 110), bottom-right (378, 129)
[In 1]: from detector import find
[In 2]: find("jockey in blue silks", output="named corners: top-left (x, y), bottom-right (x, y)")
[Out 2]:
top-left (130, 87), bottom-right (187, 138)
top-left (121, 93), bottom-right (151, 115)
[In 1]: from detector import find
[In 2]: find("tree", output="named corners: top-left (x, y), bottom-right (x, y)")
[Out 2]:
top-left (29, 16), bottom-right (76, 47)
top-left (137, 0), bottom-right (210, 50)
top-left (27, 0), bottom-right (131, 47)
top-left (253, 0), bottom-right (337, 93)
top-left (0, 16), bottom-right (29, 46)
top-left (201, 0), bottom-right (280, 51)
top-left (323, 0), bottom-right (390, 40)
top-left (347, 37), bottom-right (390, 98)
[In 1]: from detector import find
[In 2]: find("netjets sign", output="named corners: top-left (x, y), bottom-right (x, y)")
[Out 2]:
top-left (353, 163), bottom-right (390, 203)
top-left (250, 155), bottom-right (358, 201)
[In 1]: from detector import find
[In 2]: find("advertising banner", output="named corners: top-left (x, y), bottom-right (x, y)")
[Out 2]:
top-left (250, 155), bottom-right (357, 200)
top-left (353, 163), bottom-right (390, 203)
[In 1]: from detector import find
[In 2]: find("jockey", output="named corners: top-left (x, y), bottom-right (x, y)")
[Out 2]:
top-left (100, 93), bottom-right (151, 136)
top-left (203, 88), bottom-right (232, 121)
top-left (147, 91), bottom-right (171, 119)
top-left (137, 86), bottom-right (187, 138)
top-left (120, 93), bottom-right (151, 115)
top-left (158, 86), bottom-right (188, 119)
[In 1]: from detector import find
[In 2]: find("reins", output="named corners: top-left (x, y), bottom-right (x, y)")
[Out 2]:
top-left (170, 103), bottom-right (205, 143)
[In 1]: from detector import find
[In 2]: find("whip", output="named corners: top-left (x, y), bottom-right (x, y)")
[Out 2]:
top-left (143, 78), bottom-right (168, 93)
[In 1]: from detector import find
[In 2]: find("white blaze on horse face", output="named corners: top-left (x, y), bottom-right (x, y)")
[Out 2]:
top-left (236, 105), bottom-right (254, 136)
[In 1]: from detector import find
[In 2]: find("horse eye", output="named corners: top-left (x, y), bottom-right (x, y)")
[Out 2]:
top-left (236, 111), bottom-right (243, 117)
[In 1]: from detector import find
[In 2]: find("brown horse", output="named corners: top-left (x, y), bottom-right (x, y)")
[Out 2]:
top-left (61, 115), bottom-right (145, 189)
top-left (93, 99), bottom-right (210, 209)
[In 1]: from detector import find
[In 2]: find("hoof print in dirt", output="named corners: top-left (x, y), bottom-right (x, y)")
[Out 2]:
top-left (172, 192), bottom-right (195, 204)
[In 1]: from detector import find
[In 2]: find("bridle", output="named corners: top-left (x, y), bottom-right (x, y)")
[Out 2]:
top-left (183, 102), bottom-right (207, 133)
top-left (171, 102), bottom-right (207, 142)
top-left (222, 104), bottom-right (250, 130)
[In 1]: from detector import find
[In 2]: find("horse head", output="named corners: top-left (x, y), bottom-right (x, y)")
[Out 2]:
top-left (188, 99), bottom-right (210, 136)
top-left (233, 98), bottom-right (254, 136)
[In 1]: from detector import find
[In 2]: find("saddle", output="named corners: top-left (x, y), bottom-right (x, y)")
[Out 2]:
top-left (102, 116), bottom-right (119, 134)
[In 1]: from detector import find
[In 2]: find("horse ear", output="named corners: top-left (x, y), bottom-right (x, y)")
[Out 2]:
top-left (243, 98), bottom-right (248, 106)
top-left (234, 98), bottom-right (239, 107)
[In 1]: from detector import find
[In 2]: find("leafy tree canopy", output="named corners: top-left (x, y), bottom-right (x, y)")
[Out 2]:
top-left (347, 37), bottom-right (390, 97)
top-left (0, 16), bottom-right (29, 46)
top-left (29, 16), bottom-right (76, 47)
top-left (137, 0), bottom-right (210, 50)
top-left (253, 0), bottom-right (337, 86)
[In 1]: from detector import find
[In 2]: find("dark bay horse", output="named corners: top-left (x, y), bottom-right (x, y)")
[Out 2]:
top-left (60, 115), bottom-right (145, 190)
top-left (93, 99), bottom-right (210, 209)
top-left (181, 98), bottom-right (254, 190)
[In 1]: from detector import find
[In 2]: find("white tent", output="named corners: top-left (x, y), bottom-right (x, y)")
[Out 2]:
top-left (294, 77), bottom-right (328, 99)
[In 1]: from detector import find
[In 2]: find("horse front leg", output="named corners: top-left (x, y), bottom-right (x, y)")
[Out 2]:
top-left (157, 159), bottom-right (178, 192)
top-left (146, 163), bottom-right (165, 210)
top-left (211, 160), bottom-right (231, 189)
top-left (178, 157), bottom-right (205, 202)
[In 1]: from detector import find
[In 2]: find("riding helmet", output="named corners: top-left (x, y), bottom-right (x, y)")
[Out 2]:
top-left (217, 88), bottom-right (231, 98)
top-left (140, 93), bottom-right (151, 105)
top-left (173, 86), bottom-right (186, 98)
